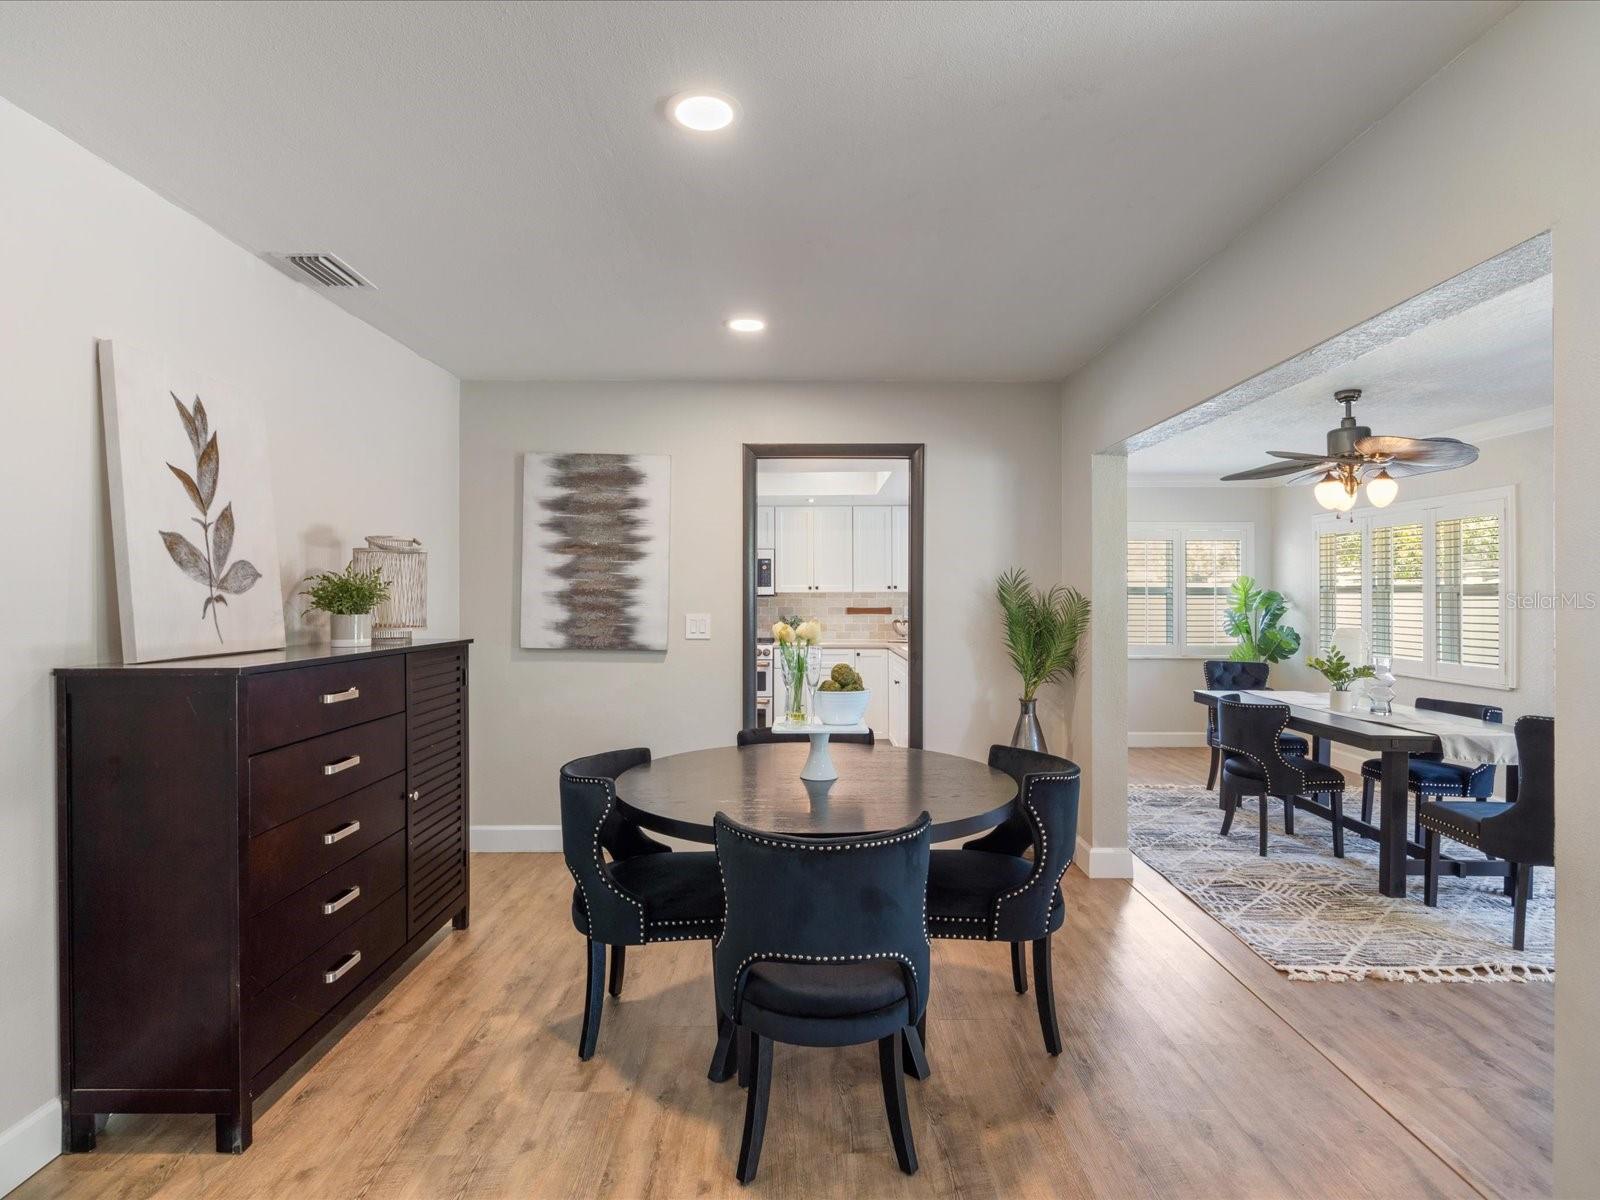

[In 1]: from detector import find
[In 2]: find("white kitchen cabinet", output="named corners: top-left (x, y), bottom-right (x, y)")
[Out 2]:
top-left (853, 649), bottom-right (889, 733)
top-left (851, 507), bottom-right (894, 592)
top-left (890, 505), bottom-right (910, 592)
top-left (756, 505), bottom-right (775, 549)
top-left (771, 506), bottom-right (854, 594)
top-left (887, 651), bottom-right (909, 745)
top-left (773, 506), bottom-right (812, 593)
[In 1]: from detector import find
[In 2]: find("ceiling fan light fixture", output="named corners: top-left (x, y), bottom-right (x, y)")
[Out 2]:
top-left (1333, 485), bottom-right (1358, 513)
top-left (1366, 469), bottom-right (1399, 508)
top-left (1313, 472), bottom-right (1345, 511)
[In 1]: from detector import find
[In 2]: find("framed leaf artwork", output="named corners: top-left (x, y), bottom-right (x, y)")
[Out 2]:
top-left (99, 340), bottom-right (286, 662)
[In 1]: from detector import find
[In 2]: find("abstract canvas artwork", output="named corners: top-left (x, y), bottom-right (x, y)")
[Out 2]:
top-left (99, 340), bottom-right (285, 663)
top-left (520, 452), bottom-right (670, 650)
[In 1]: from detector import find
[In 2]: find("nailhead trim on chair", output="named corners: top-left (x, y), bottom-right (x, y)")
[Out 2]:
top-left (1219, 702), bottom-right (1345, 796)
top-left (719, 823), bottom-right (926, 850)
top-left (728, 950), bottom-right (919, 1012)
top-left (991, 773), bottom-right (1076, 940)
top-left (567, 771), bottom-right (649, 943)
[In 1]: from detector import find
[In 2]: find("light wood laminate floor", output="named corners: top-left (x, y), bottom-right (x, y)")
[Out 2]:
top-left (15, 749), bottom-right (1551, 1199)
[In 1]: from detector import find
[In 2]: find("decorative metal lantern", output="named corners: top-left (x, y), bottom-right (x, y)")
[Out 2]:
top-left (350, 535), bottom-right (428, 642)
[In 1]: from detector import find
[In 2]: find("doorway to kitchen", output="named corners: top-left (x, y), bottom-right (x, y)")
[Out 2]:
top-left (742, 444), bottom-right (924, 746)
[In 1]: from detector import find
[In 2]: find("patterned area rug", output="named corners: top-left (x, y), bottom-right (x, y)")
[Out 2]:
top-left (1128, 784), bottom-right (1554, 982)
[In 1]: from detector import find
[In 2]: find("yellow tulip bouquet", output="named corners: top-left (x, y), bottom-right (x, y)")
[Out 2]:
top-left (771, 618), bottom-right (823, 723)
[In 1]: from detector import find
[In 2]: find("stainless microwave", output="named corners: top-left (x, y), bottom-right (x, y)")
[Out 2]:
top-left (755, 548), bottom-right (774, 595)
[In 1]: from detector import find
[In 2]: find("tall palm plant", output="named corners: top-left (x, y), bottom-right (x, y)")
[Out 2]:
top-left (995, 568), bottom-right (1091, 700)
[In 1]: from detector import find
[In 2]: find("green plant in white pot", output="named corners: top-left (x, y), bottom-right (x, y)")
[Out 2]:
top-left (302, 564), bottom-right (391, 647)
top-left (1306, 645), bottom-right (1374, 713)
top-left (996, 568), bottom-right (1090, 753)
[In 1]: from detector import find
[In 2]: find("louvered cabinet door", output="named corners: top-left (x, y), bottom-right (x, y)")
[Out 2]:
top-left (404, 647), bottom-right (468, 939)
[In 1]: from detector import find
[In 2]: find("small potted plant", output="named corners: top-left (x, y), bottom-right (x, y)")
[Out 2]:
top-left (814, 661), bottom-right (871, 726)
top-left (1305, 645), bottom-right (1375, 713)
top-left (302, 563), bottom-right (391, 647)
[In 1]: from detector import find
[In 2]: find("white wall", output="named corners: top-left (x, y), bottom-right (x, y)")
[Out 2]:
top-left (1057, 4), bottom-right (1599, 1188)
top-left (459, 382), bottom-right (1062, 833)
top-left (0, 98), bottom-right (459, 1190)
top-left (1125, 484), bottom-right (1278, 742)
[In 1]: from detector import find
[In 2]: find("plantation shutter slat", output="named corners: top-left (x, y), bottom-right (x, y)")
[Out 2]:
top-left (1437, 514), bottom-right (1502, 668)
top-left (1127, 539), bottom-right (1174, 648)
top-left (1183, 537), bottom-right (1243, 647)
top-left (1372, 522), bottom-right (1424, 662)
top-left (1316, 529), bottom-right (1363, 654)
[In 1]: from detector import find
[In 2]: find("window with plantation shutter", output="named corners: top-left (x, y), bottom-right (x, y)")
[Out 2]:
top-left (1310, 487), bottom-right (1514, 688)
top-left (1128, 524), bottom-right (1251, 656)
top-left (1127, 538), bottom-right (1174, 649)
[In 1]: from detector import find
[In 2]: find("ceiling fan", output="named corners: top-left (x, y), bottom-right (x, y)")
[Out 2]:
top-left (1220, 389), bottom-right (1478, 511)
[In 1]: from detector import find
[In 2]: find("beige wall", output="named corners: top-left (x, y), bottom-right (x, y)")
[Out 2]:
top-left (459, 382), bottom-right (1063, 832)
top-left (0, 97), bottom-right (459, 1185)
top-left (1058, 4), bottom-right (1598, 1187)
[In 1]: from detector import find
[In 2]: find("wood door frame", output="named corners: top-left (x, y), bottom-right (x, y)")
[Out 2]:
top-left (742, 443), bottom-right (924, 747)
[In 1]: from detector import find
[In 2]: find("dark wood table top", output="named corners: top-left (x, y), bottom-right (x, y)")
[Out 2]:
top-left (614, 743), bottom-right (1018, 844)
top-left (1192, 688), bottom-right (1438, 753)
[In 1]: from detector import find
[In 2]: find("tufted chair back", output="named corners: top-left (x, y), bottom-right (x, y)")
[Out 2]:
top-left (712, 812), bottom-right (931, 1024)
top-left (1204, 660), bottom-right (1270, 690)
top-left (1218, 698), bottom-right (1309, 798)
top-left (560, 748), bottom-right (672, 945)
top-left (1481, 717), bottom-right (1554, 867)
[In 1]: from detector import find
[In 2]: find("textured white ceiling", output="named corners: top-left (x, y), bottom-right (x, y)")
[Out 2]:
top-left (0, 0), bottom-right (1513, 381)
top-left (1129, 275), bottom-right (1553, 481)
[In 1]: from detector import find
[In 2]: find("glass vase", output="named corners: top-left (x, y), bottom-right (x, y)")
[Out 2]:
top-left (1368, 655), bottom-right (1396, 715)
top-left (780, 645), bottom-right (809, 724)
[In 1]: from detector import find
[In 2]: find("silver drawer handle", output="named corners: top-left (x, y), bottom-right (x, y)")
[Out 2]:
top-left (323, 950), bottom-right (361, 984)
top-left (323, 819), bottom-right (361, 845)
top-left (323, 754), bottom-right (361, 776)
top-left (322, 885), bottom-right (361, 915)
top-left (319, 686), bottom-right (361, 705)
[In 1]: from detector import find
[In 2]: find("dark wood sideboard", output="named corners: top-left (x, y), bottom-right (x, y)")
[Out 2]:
top-left (54, 638), bottom-right (471, 1153)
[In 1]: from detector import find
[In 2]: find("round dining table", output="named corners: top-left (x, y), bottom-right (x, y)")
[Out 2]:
top-left (614, 742), bottom-right (1018, 843)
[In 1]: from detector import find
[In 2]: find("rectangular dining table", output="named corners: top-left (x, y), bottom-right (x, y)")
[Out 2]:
top-left (1193, 689), bottom-right (1521, 897)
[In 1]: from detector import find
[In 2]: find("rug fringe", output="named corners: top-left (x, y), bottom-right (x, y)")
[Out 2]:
top-left (1285, 964), bottom-right (1554, 983)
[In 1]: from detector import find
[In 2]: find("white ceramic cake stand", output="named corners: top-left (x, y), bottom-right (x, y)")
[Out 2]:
top-left (768, 720), bottom-right (870, 781)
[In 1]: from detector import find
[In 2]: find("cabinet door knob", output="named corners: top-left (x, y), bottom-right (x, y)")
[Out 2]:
top-left (323, 950), bottom-right (362, 985)
top-left (408, 789), bottom-right (421, 802)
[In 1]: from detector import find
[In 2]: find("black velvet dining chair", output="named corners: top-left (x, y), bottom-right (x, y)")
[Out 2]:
top-left (925, 746), bottom-right (1079, 1056)
top-left (1359, 697), bottom-right (1503, 836)
top-left (712, 811), bottom-right (931, 1183)
top-left (1419, 715), bottom-right (1553, 949)
top-left (1217, 697), bottom-right (1348, 857)
top-left (560, 748), bottom-right (724, 1060)
top-left (736, 726), bottom-right (875, 747)
top-left (1202, 660), bottom-right (1309, 789)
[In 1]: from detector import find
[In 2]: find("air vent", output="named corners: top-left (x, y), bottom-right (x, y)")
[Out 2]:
top-left (272, 252), bottom-right (374, 289)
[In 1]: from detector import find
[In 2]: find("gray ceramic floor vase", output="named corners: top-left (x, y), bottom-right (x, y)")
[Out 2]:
top-left (329, 612), bottom-right (373, 647)
top-left (1011, 698), bottom-right (1047, 753)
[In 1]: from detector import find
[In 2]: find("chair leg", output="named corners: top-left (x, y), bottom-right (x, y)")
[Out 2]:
top-left (1282, 793), bottom-right (1295, 836)
top-left (1220, 778), bottom-right (1237, 836)
top-left (735, 1030), bottom-right (774, 1184)
top-left (1504, 859), bottom-right (1518, 898)
top-left (1361, 776), bottom-right (1374, 824)
top-left (578, 939), bottom-right (605, 1061)
top-left (738, 1026), bottom-right (755, 1089)
top-left (1329, 789), bottom-right (1346, 858)
top-left (1513, 864), bottom-right (1532, 951)
top-left (1258, 794), bottom-right (1269, 857)
top-left (1032, 935), bottom-right (1062, 1056)
top-left (608, 944), bottom-right (626, 998)
top-left (708, 1008), bottom-right (738, 1083)
top-left (1010, 940), bottom-right (1028, 994)
top-left (878, 1033), bottom-right (918, 1175)
top-left (1206, 746), bottom-right (1220, 791)
top-left (1423, 830), bottom-right (1440, 907)
top-left (902, 1020), bottom-right (931, 1079)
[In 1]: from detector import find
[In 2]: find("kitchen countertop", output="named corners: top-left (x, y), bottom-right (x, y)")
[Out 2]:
top-left (825, 639), bottom-right (909, 659)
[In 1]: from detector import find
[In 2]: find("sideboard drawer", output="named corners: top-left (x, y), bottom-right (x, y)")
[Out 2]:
top-left (248, 713), bottom-right (406, 834)
top-left (247, 776), bottom-right (405, 914)
top-left (245, 830), bottom-right (406, 992)
top-left (245, 656), bottom-right (405, 753)
top-left (244, 892), bottom-right (407, 1079)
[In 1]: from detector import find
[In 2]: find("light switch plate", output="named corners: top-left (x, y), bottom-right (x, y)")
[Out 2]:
top-left (685, 613), bottom-right (711, 640)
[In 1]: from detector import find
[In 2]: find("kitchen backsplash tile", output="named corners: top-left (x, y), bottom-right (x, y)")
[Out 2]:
top-left (759, 591), bottom-right (908, 642)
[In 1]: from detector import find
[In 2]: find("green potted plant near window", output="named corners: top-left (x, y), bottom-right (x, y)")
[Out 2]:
top-left (301, 563), bottom-right (391, 647)
top-left (1223, 577), bottom-right (1301, 663)
top-left (1305, 644), bottom-right (1374, 713)
top-left (995, 568), bottom-right (1090, 753)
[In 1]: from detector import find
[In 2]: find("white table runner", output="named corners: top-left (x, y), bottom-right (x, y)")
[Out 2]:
top-left (1241, 690), bottom-right (1518, 765)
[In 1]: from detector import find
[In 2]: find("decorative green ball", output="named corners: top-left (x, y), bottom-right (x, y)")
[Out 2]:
top-left (818, 679), bottom-right (841, 691)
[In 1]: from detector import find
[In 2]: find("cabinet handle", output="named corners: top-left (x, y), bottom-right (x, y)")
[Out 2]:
top-left (323, 950), bottom-right (361, 984)
top-left (322, 885), bottom-right (361, 915)
top-left (323, 754), bottom-right (361, 776)
top-left (323, 819), bottom-right (361, 845)
top-left (408, 789), bottom-right (421, 803)
top-left (319, 686), bottom-right (360, 705)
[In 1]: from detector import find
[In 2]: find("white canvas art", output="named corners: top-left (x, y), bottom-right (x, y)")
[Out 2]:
top-left (99, 340), bottom-right (285, 662)
top-left (520, 452), bottom-right (670, 650)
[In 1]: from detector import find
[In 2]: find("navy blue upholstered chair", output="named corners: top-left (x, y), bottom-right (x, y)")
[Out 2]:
top-left (1358, 698), bottom-right (1503, 836)
top-left (1420, 716), bottom-right (1553, 949)
top-left (926, 746), bottom-right (1079, 1056)
top-left (712, 811), bottom-right (931, 1182)
top-left (1202, 660), bottom-right (1309, 789)
top-left (1218, 698), bottom-right (1348, 856)
top-left (736, 726), bottom-right (875, 747)
top-left (560, 749), bottom-right (723, 1060)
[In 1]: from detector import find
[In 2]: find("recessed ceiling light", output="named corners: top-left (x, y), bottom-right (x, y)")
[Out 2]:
top-left (670, 92), bottom-right (736, 132)
top-left (726, 316), bottom-right (766, 334)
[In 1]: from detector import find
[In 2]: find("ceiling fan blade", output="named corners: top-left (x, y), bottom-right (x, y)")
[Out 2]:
top-left (1286, 466), bottom-right (1339, 485)
top-left (1355, 435), bottom-right (1479, 469)
top-left (1266, 450), bottom-right (1346, 463)
top-left (1221, 459), bottom-right (1332, 482)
